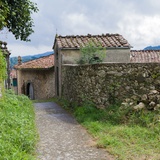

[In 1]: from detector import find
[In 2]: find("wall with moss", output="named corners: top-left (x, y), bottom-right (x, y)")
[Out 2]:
top-left (62, 63), bottom-right (160, 108)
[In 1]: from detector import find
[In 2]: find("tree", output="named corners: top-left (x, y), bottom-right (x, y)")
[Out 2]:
top-left (0, 0), bottom-right (38, 41)
top-left (78, 41), bottom-right (106, 64)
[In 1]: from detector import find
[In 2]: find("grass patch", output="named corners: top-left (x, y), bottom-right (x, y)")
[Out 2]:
top-left (0, 90), bottom-right (38, 160)
top-left (56, 98), bottom-right (160, 160)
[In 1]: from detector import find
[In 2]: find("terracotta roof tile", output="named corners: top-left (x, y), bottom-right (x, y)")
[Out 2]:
top-left (14, 54), bottom-right (54, 69)
top-left (54, 33), bottom-right (131, 49)
top-left (130, 50), bottom-right (160, 63)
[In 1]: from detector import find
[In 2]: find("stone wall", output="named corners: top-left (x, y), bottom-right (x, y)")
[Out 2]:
top-left (62, 63), bottom-right (160, 109)
top-left (17, 69), bottom-right (55, 99)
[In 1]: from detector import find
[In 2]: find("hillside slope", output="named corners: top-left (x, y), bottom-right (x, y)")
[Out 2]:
top-left (144, 45), bottom-right (160, 50)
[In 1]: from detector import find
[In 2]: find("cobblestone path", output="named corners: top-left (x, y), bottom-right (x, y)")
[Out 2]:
top-left (35, 102), bottom-right (114, 160)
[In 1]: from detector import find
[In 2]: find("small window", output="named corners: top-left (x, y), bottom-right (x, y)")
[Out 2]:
top-left (13, 78), bottom-right (17, 87)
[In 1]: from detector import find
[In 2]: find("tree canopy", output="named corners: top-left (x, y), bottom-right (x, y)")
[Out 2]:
top-left (0, 0), bottom-right (38, 41)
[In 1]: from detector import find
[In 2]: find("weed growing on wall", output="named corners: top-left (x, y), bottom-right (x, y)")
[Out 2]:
top-left (78, 41), bottom-right (106, 64)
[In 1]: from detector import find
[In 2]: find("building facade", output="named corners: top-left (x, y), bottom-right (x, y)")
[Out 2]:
top-left (14, 54), bottom-right (55, 100)
top-left (53, 33), bottom-right (132, 96)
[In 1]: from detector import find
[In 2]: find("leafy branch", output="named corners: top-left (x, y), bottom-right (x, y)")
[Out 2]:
top-left (78, 40), bottom-right (106, 64)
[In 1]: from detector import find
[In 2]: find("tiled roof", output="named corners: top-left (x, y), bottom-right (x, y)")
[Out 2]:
top-left (54, 33), bottom-right (131, 49)
top-left (14, 54), bottom-right (54, 69)
top-left (130, 50), bottom-right (160, 63)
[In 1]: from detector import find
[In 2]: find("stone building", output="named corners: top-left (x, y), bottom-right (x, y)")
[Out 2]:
top-left (53, 33), bottom-right (132, 96)
top-left (0, 41), bottom-right (11, 88)
top-left (14, 54), bottom-right (55, 100)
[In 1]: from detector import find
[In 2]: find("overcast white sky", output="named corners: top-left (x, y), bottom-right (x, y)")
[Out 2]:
top-left (1, 0), bottom-right (160, 57)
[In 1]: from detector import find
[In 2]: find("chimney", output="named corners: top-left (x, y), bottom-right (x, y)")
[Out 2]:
top-left (18, 56), bottom-right (22, 65)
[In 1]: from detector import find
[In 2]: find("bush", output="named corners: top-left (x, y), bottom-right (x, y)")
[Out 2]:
top-left (78, 41), bottom-right (106, 64)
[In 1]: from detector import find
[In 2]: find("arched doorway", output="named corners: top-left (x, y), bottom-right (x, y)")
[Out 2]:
top-left (26, 82), bottom-right (34, 100)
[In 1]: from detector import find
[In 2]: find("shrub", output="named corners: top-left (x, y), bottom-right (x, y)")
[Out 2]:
top-left (78, 41), bottom-right (106, 64)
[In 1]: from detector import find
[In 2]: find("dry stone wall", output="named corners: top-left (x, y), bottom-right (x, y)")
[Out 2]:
top-left (62, 63), bottom-right (160, 109)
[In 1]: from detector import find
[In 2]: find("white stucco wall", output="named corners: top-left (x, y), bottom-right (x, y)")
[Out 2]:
top-left (61, 48), bottom-right (130, 64)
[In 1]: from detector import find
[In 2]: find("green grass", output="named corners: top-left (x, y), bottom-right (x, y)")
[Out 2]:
top-left (56, 98), bottom-right (160, 160)
top-left (0, 90), bottom-right (38, 160)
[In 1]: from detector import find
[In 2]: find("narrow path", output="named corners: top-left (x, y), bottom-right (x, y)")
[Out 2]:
top-left (35, 102), bottom-right (114, 160)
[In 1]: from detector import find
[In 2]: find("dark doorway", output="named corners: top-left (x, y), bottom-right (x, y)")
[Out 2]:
top-left (26, 82), bottom-right (34, 100)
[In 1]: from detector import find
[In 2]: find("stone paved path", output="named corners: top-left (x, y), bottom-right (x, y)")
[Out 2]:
top-left (35, 102), bottom-right (114, 160)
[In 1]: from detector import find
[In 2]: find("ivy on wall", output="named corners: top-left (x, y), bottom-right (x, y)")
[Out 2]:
top-left (0, 49), bottom-right (6, 97)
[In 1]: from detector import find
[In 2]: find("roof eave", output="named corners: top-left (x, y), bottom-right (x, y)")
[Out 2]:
top-left (15, 66), bottom-right (54, 70)
top-left (59, 46), bottom-right (131, 50)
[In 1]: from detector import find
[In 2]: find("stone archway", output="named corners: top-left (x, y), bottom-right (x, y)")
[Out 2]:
top-left (26, 82), bottom-right (34, 100)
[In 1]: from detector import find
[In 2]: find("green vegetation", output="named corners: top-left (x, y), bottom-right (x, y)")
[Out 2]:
top-left (0, 90), bottom-right (38, 159)
top-left (151, 73), bottom-right (160, 79)
top-left (0, 49), bottom-right (6, 80)
top-left (0, 0), bottom-right (38, 41)
top-left (78, 41), bottom-right (106, 64)
top-left (0, 49), bottom-right (6, 97)
top-left (56, 98), bottom-right (160, 160)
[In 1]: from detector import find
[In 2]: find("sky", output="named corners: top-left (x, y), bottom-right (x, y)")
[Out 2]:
top-left (1, 0), bottom-right (160, 57)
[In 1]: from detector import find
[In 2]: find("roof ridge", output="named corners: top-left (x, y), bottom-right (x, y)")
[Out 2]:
top-left (131, 50), bottom-right (160, 52)
top-left (21, 53), bottom-right (54, 64)
top-left (57, 33), bottom-right (121, 38)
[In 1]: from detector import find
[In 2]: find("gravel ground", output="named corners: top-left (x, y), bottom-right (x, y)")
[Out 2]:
top-left (34, 102), bottom-right (114, 160)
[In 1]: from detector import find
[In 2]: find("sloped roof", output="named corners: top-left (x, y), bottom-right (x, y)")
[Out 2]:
top-left (130, 50), bottom-right (160, 63)
top-left (53, 33), bottom-right (131, 49)
top-left (14, 54), bottom-right (54, 69)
